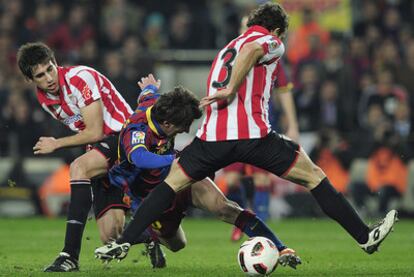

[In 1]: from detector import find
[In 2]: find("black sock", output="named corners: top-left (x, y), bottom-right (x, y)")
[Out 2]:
top-left (118, 182), bottom-right (176, 244)
top-left (62, 180), bottom-right (92, 260)
top-left (311, 178), bottom-right (369, 244)
top-left (129, 227), bottom-right (154, 245)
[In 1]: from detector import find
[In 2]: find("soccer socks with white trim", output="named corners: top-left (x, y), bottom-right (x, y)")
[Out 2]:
top-left (311, 178), bottom-right (369, 244)
top-left (62, 180), bottom-right (92, 260)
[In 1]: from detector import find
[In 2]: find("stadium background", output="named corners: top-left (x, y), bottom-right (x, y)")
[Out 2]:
top-left (1, 0), bottom-right (414, 219)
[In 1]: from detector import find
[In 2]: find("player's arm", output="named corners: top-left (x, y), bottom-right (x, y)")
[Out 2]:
top-left (200, 42), bottom-right (264, 107)
top-left (129, 147), bottom-right (175, 169)
top-left (277, 88), bottom-right (299, 141)
top-left (56, 100), bottom-right (104, 147)
top-left (33, 100), bottom-right (104, 154)
top-left (274, 62), bottom-right (299, 141)
top-left (136, 74), bottom-right (161, 109)
top-left (123, 125), bottom-right (175, 169)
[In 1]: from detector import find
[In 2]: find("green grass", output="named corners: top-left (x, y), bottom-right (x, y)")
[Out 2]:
top-left (0, 217), bottom-right (413, 276)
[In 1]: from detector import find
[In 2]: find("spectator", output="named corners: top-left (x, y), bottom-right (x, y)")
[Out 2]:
top-left (168, 4), bottom-right (194, 49)
top-left (350, 146), bottom-right (407, 216)
top-left (47, 4), bottom-right (95, 62)
top-left (294, 64), bottom-right (321, 131)
top-left (143, 12), bottom-right (167, 50)
top-left (310, 128), bottom-right (351, 194)
top-left (287, 7), bottom-right (330, 66)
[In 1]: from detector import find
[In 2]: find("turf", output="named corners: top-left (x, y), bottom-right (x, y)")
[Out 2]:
top-left (0, 217), bottom-right (413, 276)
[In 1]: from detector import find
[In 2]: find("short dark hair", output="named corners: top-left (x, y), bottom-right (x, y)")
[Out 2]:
top-left (17, 42), bottom-right (56, 79)
top-left (246, 2), bottom-right (289, 35)
top-left (152, 86), bottom-right (202, 130)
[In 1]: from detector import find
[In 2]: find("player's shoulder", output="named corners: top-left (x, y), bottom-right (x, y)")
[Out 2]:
top-left (126, 111), bottom-right (148, 129)
top-left (64, 65), bottom-right (101, 84)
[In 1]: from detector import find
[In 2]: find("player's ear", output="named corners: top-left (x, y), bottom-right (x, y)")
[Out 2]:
top-left (24, 76), bottom-right (33, 83)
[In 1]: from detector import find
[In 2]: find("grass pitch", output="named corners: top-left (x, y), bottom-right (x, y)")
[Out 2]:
top-left (0, 217), bottom-right (413, 276)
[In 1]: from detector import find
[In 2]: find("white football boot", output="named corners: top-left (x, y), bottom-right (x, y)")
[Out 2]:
top-left (359, 210), bottom-right (398, 254)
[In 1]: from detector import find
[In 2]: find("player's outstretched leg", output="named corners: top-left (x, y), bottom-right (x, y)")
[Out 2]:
top-left (283, 147), bottom-right (398, 254)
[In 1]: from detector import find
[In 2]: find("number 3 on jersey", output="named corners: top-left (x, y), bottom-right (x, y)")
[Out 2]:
top-left (212, 48), bottom-right (237, 89)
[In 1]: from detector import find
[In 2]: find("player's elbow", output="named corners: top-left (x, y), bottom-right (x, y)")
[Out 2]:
top-left (85, 129), bottom-right (104, 143)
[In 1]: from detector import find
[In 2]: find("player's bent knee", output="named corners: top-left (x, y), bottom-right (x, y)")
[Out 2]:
top-left (69, 158), bottom-right (88, 179)
top-left (306, 165), bottom-right (326, 190)
top-left (165, 237), bottom-right (186, 252)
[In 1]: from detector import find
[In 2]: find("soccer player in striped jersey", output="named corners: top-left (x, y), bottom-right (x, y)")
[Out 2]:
top-left (226, 14), bottom-right (300, 242)
top-left (17, 42), bottom-right (136, 272)
top-left (97, 74), bottom-right (301, 268)
top-left (95, 2), bottom-right (398, 263)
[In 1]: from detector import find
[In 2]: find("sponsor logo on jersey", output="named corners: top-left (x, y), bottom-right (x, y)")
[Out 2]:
top-left (131, 131), bottom-right (146, 144)
top-left (63, 114), bottom-right (83, 125)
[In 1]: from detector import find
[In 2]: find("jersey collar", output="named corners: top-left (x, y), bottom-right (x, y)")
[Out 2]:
top-left (246, 25), bottom-right (271, 35)
top-left (146, 106), bottom-right (166, 138)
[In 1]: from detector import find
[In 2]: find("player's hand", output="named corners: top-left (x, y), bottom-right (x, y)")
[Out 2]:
top-left (199, 88), bottom-right (236, 108)
top-left (138, 74), bottom-right (161, 90)
top-left (33, 137), bottom-right (59, 155)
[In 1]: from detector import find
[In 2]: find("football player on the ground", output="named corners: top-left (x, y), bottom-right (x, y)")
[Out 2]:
top-left (96, 74), bottom-right (301, 269)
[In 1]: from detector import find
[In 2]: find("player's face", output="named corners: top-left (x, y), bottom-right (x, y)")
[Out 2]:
top-left (162, 123), bottom-right (190, 137)
top-left (31, 61), bottom-right (59, 94)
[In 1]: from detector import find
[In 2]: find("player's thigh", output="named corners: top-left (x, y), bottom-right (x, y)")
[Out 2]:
top-left (156, 225), bottom-right (187, 252)
top-left (164, 160), bottom-right (195, 192)
top-left (191, 178), bottom-right (242, 224)
top-left (71, 134), bottom-right (119, 179)
top-left (241, 132), bottom-right (325, 189)
top-left (283, 147), bottom-right (326, 190)
top-left (96, 209), bottom-right (125, 243)
top-left (70, 149), bottom-right (108, 179)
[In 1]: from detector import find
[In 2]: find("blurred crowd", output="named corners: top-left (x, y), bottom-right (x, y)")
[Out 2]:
top-left (1, 0), bottom-right (414, 214)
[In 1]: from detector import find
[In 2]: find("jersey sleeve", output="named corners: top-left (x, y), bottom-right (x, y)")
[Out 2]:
top-left (256, 35), bottom-right (285, 64)
top-left (122, 124), bottom-right (150, 163)
top-left (136, 84), bottom-right (160, 111)
top-left (69, 70), bottom-right (101, 108)
top-left (274, 62), bottom-right (293, 92)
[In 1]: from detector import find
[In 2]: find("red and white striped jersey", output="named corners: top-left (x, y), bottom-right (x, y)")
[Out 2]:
top-left (197, 25), bottom-right (285, 141)
top-left (36, 66), bottom-right (133, 135)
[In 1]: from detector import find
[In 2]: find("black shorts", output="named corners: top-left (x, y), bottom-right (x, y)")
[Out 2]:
top-left (89, 134), bottom-right (129, 219)
top-left (91, 176), bottom-right (129, 219)
top-left (178, 131), bottom-right (300, 181)
top-left (151, 187), bottom-right (193, 238)
top-left (89, 134), bottom-right (119, 167)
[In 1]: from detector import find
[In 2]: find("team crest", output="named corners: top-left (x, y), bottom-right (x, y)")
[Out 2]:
top-left (131, 131), bottom-right (146, 144)
top-left (268, 40), bottom-right (279, 53)
top-left (81, 85), bottom-right (92, 100)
